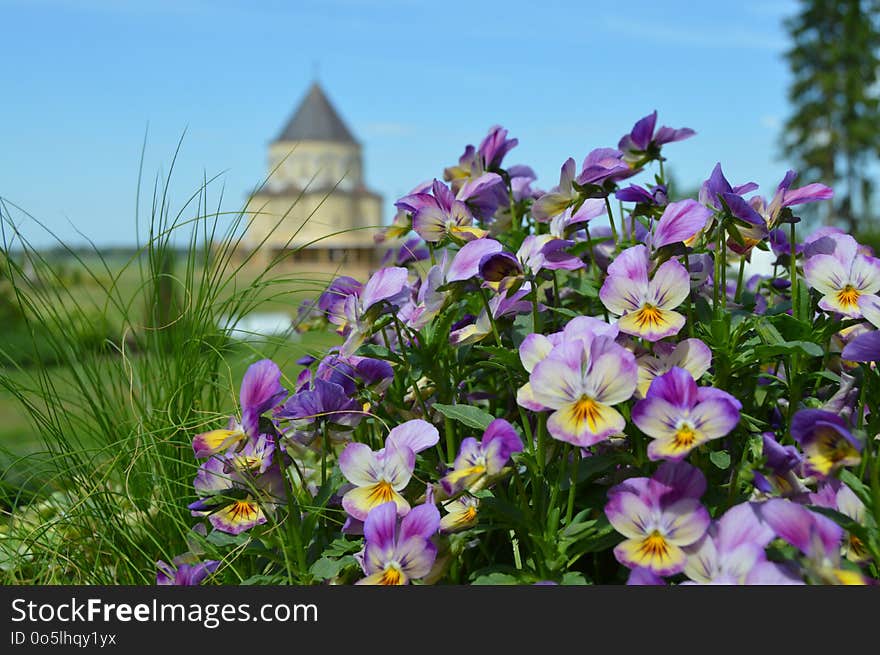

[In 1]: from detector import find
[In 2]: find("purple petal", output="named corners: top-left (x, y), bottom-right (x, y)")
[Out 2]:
top-left (448, 238), bottom-right (504, 283)
top-left (757, 499), bottom-right (842, 559)
top-left (782, 183), bottom-right (834, 208)
top-left (626, 567), bottom-right (666, 585)
top-left (644, 367), bottom-right (697, 408)
top-left (652, 199), bottom-right (711, 249)
top-left (364, 501), bottom-right (399, 551)
top-left (629, 111), bottom-right (657, 151)
top-left (399, 502), bottom-right (441, 542)
top-left (653, 125), bottom-right (696, 146)
top-left (359, 267), bottom-right (410, 312)
top-left (481, 418), bottom-right (524, 472)
top-left (652, 460), bottom-right (707, 502)
top-left (716, 502), bottom-right (776, 553)
top-left (239, 359), bottom-right (287, 436)
top-left (386, 419), bottom-right (440, 455)
top-left (841, 330), bottom-right (880, 362)
top-left (339, 442), bottom-right (381, 487)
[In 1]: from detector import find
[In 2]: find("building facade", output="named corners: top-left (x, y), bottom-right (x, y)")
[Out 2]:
top-left (242, 83), bottom-right (383, 281)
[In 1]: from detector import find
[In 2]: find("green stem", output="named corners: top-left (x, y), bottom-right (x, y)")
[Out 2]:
top-left (683, 253), bottom-right (695, 338)
top-left (279, 461), bottom-right (308, 582)
top-left (789, 221), bottom-right (798, 321)
top-left (477, 287), bottom-right (502, 346)
top-left (392, 315), bottom-right (431, 419)
top-left (604, 196), bottom-right (619, 249)
top-left (734, 257), bottom-right (746, 304)
top-left (565, 447), bottom-right (580, 525)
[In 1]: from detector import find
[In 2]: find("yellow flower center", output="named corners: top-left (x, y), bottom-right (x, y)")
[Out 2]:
top-left (672, 424), bottom-right (697, 450)
top-left (634, 304), bottom-right (664, 329)
top-left (367, 480), bottom-right (396, 505)
top-left (836, 285), bottom-right (860, 309)
top-left (572, 395), bottom-right (602, 430)
top-left (228, 501), bottom-right (258, 522)
top-left (638, 530), bottom-right (670, 559)
top-left (380, 566), bottom-right (404, 585)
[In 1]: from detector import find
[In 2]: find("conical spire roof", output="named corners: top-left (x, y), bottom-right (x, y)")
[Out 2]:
top-left (275, 82), bottom-right (359, 144)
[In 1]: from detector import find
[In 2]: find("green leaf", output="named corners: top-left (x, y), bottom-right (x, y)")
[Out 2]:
top-left (755, 340), bottom-right (823, 358)
top-left (470, 572), bottom-right (522, 585)
top-left (560, 572), bottom-right (589, 585)
top-left (432, 403), bottom-right (495, 431)
top-left (309, 556), bottom-right (358, 581)
top-left (240, 574), bottom-right (289, 585)
top-left (709, 450), bottom-right (731, 470)
top-left (322, 537), bottom-right (363, 558)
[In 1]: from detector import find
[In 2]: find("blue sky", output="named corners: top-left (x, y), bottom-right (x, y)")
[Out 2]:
top-left (0, 0), bottom-right (801, 248)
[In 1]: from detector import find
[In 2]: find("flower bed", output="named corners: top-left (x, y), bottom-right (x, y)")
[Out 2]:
top-left (164, 113), bottom-right (880, 585)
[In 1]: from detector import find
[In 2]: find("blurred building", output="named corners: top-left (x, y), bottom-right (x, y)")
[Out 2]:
top-left (242, 82), bottom-right (383, 280)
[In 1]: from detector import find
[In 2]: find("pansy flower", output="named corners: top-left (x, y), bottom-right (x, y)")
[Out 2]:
top-left (516, 316), bottom-right (619, 411)
top-left (439, 495), bottom-right (480, 533)
top-left (604, 462), bottom-right (711, 576)
top-left (357, 501), bottom-right (440, 585)
top-left (402, 179), bottom-right (488, 244)
top-left (440, 418), bottom-right (523, 495)
top-left (525, 336), bottom-right (637, 447)
top-left (803, 233), bottom-right (880, 318)
top-left (631, 367), bottom-right (741, 461)
top-left (758, 498), bottom-right (868, 585)
top-left (336, 266), bottom-right (411, 356)
top-left (790, 409), bottom-right (861, 478)
top-left (339, 419), bottom-right (439, 521)
top-left (599, 244), bottom-right (690, 341)
top-left (618, 110), bottom-right (695, 166)
top-left (532, 158), bottom-right (579, 222)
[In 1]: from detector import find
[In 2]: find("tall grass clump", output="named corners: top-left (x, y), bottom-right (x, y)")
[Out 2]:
top-left (0, 144), bottom-right (343, 584)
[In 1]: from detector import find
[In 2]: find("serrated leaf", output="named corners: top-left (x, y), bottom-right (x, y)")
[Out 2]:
top-left (432, 403), bottom-right (495, 431)
top-left (310, 556), bottom-right (358, 581)
top-left (709, 450), bottom-right (731, 470)
top-left (240, 574), bottom-right (289, 585)
top-left (322, 537), bottom-right (363, 558)
top-left (560, 572), bottom-right (589, 585)
top-left (470, 572), bottom-right (522, 585)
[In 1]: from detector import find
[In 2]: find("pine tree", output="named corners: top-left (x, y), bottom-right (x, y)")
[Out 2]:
top-left (782, 0), bottom-right (880, 231)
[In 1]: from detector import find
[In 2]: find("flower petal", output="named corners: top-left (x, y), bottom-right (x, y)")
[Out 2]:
top-left (689, 397), bottom-right (741, 440)
top-left (617, 307), bottom-right (685, 342)
top-left (343, 483), bottom-right (410, 521)
top-left (399, 502), bottom-right (441, 542)
top-left (614, 537), bottom-right (687, 576)
top-left (804, 254), bottom-right (848, 297)
top-left (647, 259), bottom-right (690, 310)
top-left (519, 333), bottom-right (555, 373)
top-left (547, 399), bottom-right (625, 446)
top-left (605, 490), bottom-right (654, 539)
top-left (338, 442), bottom-right (381, 487)
top-left (386, 419), bottom-right (440, 455)
top-left (209, 500), bottom-right (266, 535)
